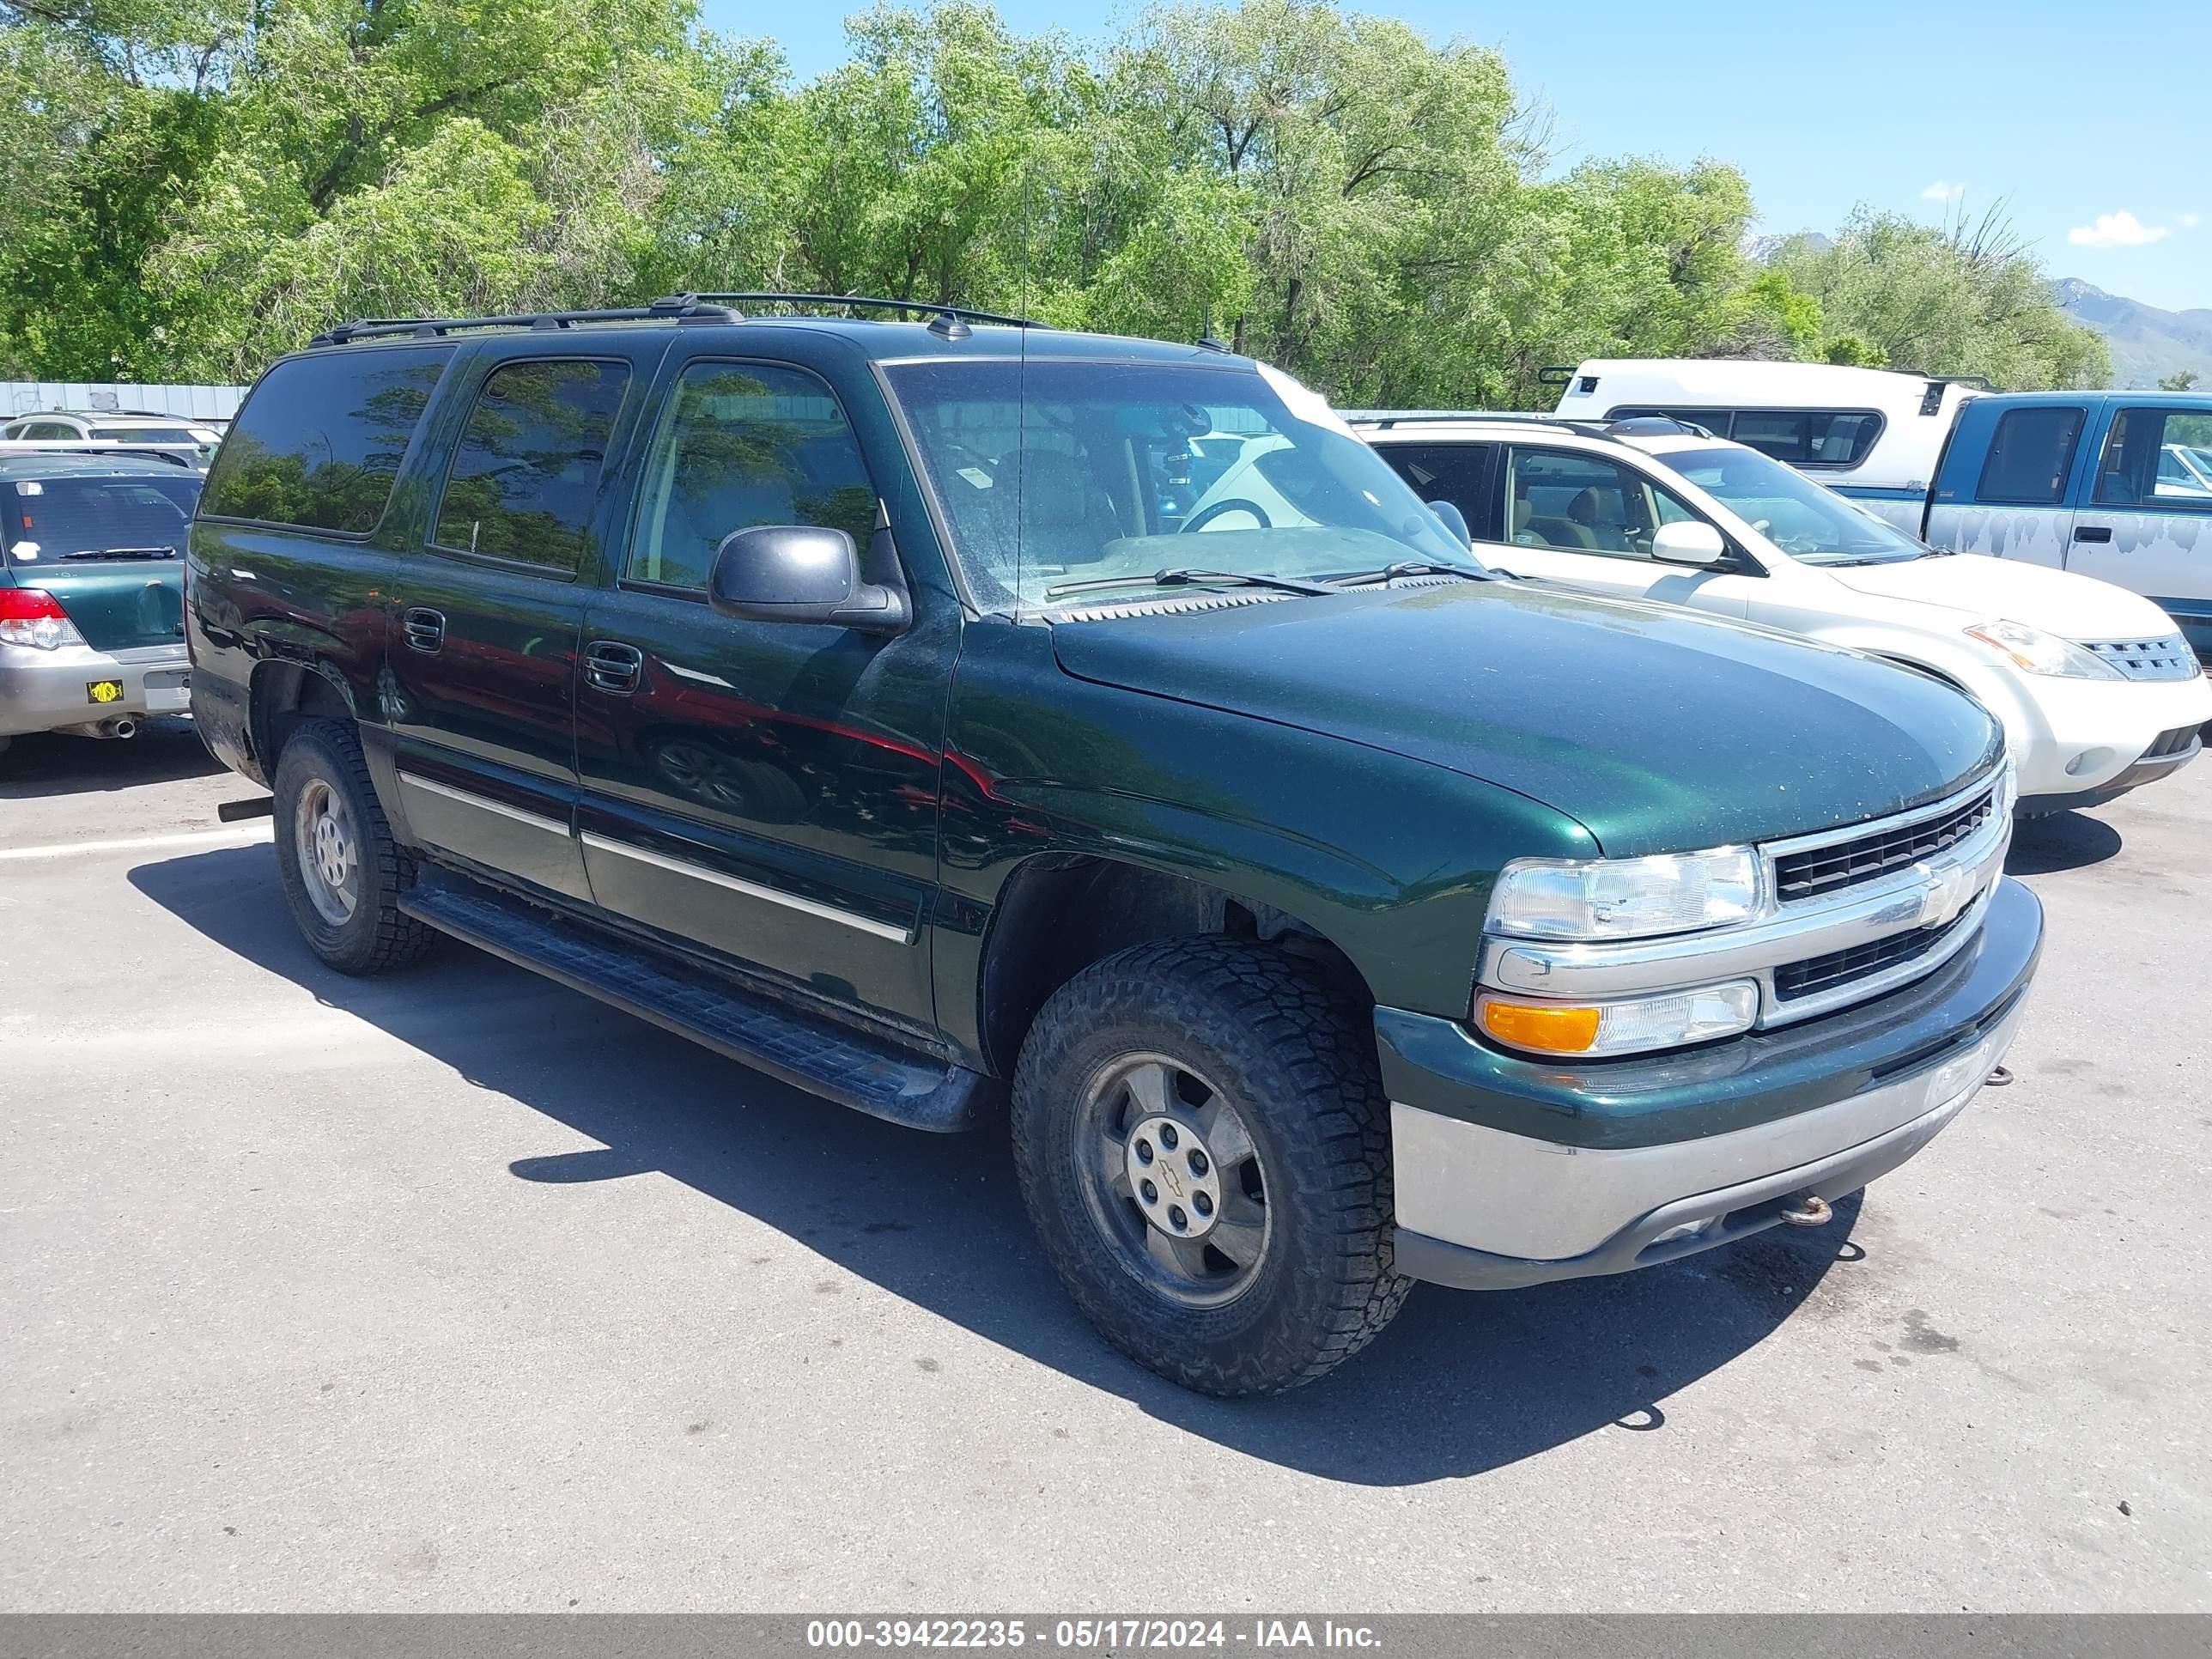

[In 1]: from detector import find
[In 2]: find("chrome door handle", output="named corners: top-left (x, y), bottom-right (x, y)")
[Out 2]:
top-left (401, 607), bottom-right (446, 653)
top-left (583, 640), bottom-right (644, 694)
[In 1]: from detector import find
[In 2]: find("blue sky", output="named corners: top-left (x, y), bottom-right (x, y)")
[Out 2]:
top-left (697, 0), bottom-right (2212, 314)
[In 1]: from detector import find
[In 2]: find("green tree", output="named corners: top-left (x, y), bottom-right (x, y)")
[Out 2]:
top-left (1771, 208), bottom-right (2108, 390)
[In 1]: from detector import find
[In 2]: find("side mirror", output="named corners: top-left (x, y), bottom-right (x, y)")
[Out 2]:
top-left (708, 525), bottom-right (909, 635)
top-left (1427, 498), bottom-right (1473, 550)
top-left (1650, 520), bottom-right (1729, 568)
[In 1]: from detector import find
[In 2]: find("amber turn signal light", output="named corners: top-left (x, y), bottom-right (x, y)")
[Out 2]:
top-left (1475, 998), bottom-right (1601, 1054)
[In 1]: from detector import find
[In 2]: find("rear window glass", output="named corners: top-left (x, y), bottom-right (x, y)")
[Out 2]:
top-left (200, 345), bottom-right (453, 532)
top-left (7, 474), bottom-right (202, 565)
top-left (1609, 406), bottom-right (1883, 467)
top-left (88, 425), bottom-right (198, 444)
top-left (1976, 406), bottom-right (2084, 505)
top-left (431, 359), bottom-right (629, 574)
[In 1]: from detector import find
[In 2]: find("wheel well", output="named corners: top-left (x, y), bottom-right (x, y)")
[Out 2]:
top-left (250, 661), bottom-right (355, 772)
top-left (975, 855), bottom-right (1372, 1077)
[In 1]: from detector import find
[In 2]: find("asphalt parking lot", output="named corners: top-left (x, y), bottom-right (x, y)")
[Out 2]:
top-left (3, 720), bottom-right (2208, 1613)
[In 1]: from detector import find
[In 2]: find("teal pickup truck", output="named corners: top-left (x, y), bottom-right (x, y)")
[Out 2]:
top-left (0, 453), bottom-right (198, 752)
top-left (186, 297), bottom-right (2041, 1394)
top-left (1916, 392), bottom-right (2212, 662)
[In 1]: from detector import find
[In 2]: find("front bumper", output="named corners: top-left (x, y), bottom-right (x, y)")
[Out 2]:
top-left (0, 641), bottom-right (191, 736)
top-left (1382, 875), bottom-right (2042, 1290)
top-left (1999, 669), bottom-right (2211, 802)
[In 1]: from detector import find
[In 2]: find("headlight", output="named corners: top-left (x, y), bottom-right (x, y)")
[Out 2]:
top-left (1486, 847), bottom-right (1763, 940)
top-left (1475, 981), bottom-right (1759, 1057)
top-left (1964, 619), bottom-right (2123, 680)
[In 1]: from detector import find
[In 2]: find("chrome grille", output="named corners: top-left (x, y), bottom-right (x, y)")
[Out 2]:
top-left (2077, 635), bottom-right (2203, 682)
top-left (1774, 908), bottom-right (1975, 1002)
top-left (1772, 787), bottom-right (1997, 904)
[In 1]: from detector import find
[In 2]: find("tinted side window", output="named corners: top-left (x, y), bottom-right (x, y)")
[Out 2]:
top-left (1975, 406), bottom-right (2084, 505)
top-left (1372, 442), bottom-right (1493, 535)
top-left (2093, 405), bottom-right (2212, 507)
top-left (626, 362), bottom-right (877, 591)
top-left (432, 360), bottom-right (629, 574)
top-left (1729, 410), bottom-right (1884, 468)
top-left (201, 346), bottom-right (452, 532)
top-left (1506, 447), bottom-right (1697, 559)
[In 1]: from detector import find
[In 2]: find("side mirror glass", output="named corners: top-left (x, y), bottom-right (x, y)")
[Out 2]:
top-left (1427, 498), bottom-right (1473, 550)
top-left (708, 525), bottom-right (908, 635)
top-left (1650, 520), bottom-right (1729, 568)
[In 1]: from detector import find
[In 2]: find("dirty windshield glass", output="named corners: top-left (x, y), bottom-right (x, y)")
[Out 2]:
top-left (1660, 444), bottom-right (1929, 566)
top-left (885, 359), bottom-right (1467, 613)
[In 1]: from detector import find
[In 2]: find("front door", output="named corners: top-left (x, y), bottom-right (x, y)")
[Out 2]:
top-left (1481, 444), bottom-right (1750, 619)
top-left (572, 355), bottom-right (952, 1030)
top-left (1923, 399), bottom-right (2088, 570)
top-left (383, 354), bottom-right (636, 902)
top-left (2065, 400), bottom-right (2212, 659)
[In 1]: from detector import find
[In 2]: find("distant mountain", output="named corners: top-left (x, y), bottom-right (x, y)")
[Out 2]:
top-left (2051, 277), bottom-right (2212, 388)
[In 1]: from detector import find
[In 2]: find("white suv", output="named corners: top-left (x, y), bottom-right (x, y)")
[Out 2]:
top-left (1356, 413), bottom-right (2210, 816)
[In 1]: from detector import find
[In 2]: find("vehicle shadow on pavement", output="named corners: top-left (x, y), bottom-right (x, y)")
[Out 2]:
top-left (0, 721), bottom-right (222, 799)
top-left (134, 844), bottom-right (1868, 1487)
top-left (2004, 811), bottom-right (2124, 876)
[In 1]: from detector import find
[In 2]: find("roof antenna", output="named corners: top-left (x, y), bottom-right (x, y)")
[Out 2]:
top-left (927, 309), bottom-right (972, 341)
top-left (1197, 304), bottom-right (1231, 354)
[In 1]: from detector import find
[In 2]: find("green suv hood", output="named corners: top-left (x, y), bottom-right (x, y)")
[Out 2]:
top-left (1049, 580), bottom-right (2002, 858)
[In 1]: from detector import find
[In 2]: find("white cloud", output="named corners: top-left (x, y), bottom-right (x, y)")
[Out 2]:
top-left (2181, 211), bottom-right (2203, 229)
top-left (2068, 210), bottom-right (2172, 247)
top-left (1920, 180), bottom-right (1963, 203)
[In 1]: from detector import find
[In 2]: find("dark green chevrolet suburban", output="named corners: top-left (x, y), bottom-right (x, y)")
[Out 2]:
top-left (187, 296), bottom-right (2041, 1395)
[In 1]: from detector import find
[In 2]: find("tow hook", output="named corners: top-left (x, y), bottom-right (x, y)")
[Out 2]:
top-left (1984, 1065), bottom-right (2014, 1088)
top-left (1779, 1192), bottom-right (1833, 1228)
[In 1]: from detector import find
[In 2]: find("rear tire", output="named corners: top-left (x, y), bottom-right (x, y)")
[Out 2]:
top-left (270, 720), bottom-right (434, 975)
top-left (1012, 937), bottom-right (1410, 1396)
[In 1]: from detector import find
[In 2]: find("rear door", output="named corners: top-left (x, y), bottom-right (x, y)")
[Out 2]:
top-left (2063, 399), bottom-right (2212, 659)
top-left (1923, 398), bottom-right (2090, 568)
top-left (382, 343), bottom-right (655, 903)
top-left (1480, 443), bottom-right (1751, 618)
top-left (570, 343), bottom-right (952, 1030)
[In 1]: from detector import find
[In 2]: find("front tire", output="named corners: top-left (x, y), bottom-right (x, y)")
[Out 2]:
top-left (270, 720), bottom-right (434, 975)
top-left (1012, 938), bottom-right (1410, 1395)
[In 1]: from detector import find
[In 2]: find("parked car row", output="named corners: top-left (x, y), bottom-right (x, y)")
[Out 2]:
top-left (1550, 359), bottom-right (2212, 662)
top-left (178, 297), bottom-right (2051, 1395)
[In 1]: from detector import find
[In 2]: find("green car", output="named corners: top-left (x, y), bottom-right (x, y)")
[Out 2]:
top-left (186, 297), bottom-right (2040, 1395)
top-left (0, 453), bottom-right (198, 750)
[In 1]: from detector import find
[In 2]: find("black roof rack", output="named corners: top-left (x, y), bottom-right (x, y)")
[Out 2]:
top-left (310, 295), bottom-right (742, 347)
top-left (670, 293), bottom-right (1042, 329)
top-left (0, 444), bottom-right (203, 469)
top-left (1344, 410), bottom-right (1618, 440)
top-left (309, 291), bottom-right (1042, 348)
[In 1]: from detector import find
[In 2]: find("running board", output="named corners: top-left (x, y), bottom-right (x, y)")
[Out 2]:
top-left (398, 877), bottom-right (995, 1133)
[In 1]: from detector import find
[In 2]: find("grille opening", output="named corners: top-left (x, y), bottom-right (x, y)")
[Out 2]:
top-left (1774, 907), bottom-right (1976, 1003)
top-left (1773, 787), bottom-right (1996, 904)
top-left (2143, 724), bottom-right (2201, 761)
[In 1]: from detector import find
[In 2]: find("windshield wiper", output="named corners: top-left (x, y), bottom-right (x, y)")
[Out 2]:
top-left (58, 544), bottom-right (177, 561)
top-left (1047, 567), bottom-right (1335, 599)
top-left (1328, 559), bottom-right (1498, 587)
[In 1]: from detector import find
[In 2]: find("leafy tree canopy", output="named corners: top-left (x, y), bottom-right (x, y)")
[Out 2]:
top-left (0, 0), bottom-right (2109, 398)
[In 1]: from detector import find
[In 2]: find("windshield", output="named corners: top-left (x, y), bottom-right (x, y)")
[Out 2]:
top-left (88, 425), bottom-right (198, 444)
top-left (885, 359), bottom-right (1467, 613)
top-left (1657, 444), bottom-right (1929, 566)
top-left (4, 474), bottom-right (202, 565)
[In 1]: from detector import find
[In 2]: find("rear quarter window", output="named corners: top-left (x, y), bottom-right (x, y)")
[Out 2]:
top-left (199, 345), bottom-right (453, 533)
top-left (1974, 406), bottom-right (2084, 505)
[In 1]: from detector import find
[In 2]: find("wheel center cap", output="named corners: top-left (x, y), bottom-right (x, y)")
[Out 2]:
top-left (1125, 1114), bottom-right (1223, 1240)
